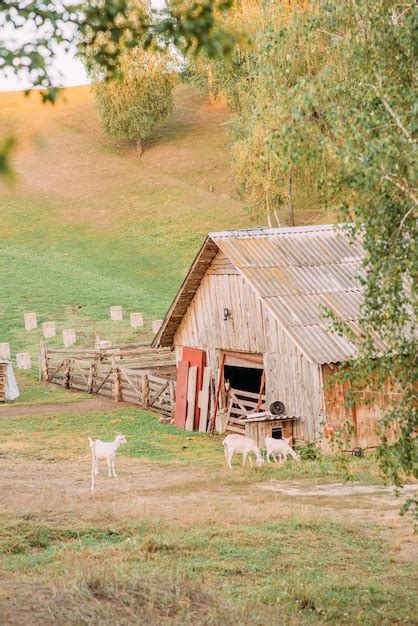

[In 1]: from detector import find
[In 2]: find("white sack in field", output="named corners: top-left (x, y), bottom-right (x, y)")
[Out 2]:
top-left (5, 363), bottom-right (19, 401)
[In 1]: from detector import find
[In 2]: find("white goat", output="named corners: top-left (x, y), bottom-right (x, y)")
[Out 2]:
top-left (265, 435), bottom-right (300, 463)
top-left (222, 434), bottom-right (265, 470)
top-left (88, 433), bottom-right (127, 483)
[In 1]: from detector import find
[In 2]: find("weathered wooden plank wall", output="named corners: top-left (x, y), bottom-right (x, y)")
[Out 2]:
top-left (322, 364), bottom-right (398, 449)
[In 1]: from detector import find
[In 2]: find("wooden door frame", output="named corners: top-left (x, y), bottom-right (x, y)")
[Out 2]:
top-left (219, 350), bottom-right (264, 408)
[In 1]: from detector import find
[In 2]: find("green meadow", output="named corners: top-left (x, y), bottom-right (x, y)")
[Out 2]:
top-left (0, 84), bottom-right (250, 362)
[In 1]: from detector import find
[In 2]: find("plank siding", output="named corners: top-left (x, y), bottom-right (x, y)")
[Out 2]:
top-left (322, 365), bottom-right (395, 449)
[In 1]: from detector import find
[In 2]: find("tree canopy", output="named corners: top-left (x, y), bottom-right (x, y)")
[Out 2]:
top-left (92, 49), bottom-right (175, 153)
top-left (0, 0), bottom-right (236, 176)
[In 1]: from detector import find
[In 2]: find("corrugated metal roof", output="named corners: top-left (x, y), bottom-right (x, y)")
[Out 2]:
top-left (153, 224), bottom-right (365, 363)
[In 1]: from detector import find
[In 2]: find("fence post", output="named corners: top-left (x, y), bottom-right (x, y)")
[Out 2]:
top-left (142, 374), bottom-right (149, 407)
top-left (112, 358), bottom-right (121, 402)
top-left (63, 359), bottom-right (71, 389)
top-left (169, 381), bottom-right (175, 418)
top-left (88, 360), bottom-right (97, 394)
top-left (40, 343), bottom-right (49, 382)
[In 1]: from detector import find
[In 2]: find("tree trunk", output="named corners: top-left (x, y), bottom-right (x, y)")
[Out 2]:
top-left (208, 66), bottom-right (215, 105)
top-left (265, 190), bottom-right (272, 227)
top-left (136, 138), bottom-right (143, 156)
top-left (287, 168), bottom-right (295, 226)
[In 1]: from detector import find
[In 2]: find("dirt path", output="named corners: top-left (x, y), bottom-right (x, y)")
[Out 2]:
top-left (0, 397), bottom-right (125, 418)
top-left (1, 455), bottom-right (416, 564)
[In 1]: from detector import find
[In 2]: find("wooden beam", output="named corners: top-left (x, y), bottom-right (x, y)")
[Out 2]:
top-left (209, 353), bottom-right (226, 433)
top-left (185, 366), bottom-right (197, 431)
top-left (198, 367), bottom-right (211, 433)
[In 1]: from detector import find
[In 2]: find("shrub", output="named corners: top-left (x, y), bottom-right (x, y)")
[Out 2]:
top-left (296, 443), bottom-right (321, 461)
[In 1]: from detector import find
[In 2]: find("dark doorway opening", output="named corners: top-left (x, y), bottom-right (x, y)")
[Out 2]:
top-left (224, 364), bottom-right (263, 394)
top-left (271, 427), bottom-right (283, 440)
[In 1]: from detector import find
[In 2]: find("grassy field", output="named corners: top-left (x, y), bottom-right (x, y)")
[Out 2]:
top-left (0, 406), bottom-right (416, 625)
top-left (0, 84), bottom-right (250, 364)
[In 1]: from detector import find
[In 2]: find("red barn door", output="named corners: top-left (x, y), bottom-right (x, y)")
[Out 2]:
top-left (182, 347), bottom-right (206, 430)
top-left (174, 360), bottom-right (189, 428)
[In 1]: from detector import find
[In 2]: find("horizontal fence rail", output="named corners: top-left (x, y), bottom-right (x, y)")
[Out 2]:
top-left (40, 344), bottom-right (176, 418)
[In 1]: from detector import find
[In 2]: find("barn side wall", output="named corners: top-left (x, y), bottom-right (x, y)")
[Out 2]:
top-left (322, 364), bottom-right (395, 449)
top-left (174, 252), bottom-right (323, 442)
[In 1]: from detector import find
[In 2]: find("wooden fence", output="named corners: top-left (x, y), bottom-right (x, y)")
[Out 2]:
top-left (40, 344), bottom-right (176, 417)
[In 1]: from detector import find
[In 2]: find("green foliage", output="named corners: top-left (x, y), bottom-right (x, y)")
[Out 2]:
top-left (296, 443), bottom-right (321, 461)
top-left (186, 2), bottom-right (331, 226)
top-left (92, 49), bottom-right (176, 148)
top-left (278, 1), bottom-right (416, 493)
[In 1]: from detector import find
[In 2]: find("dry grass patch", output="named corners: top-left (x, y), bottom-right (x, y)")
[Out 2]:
top-left (1, 515), bottom-right (416, 625)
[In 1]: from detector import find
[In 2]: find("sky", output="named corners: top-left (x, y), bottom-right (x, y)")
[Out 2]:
top-left (0, 1), bottom-right (166, 92)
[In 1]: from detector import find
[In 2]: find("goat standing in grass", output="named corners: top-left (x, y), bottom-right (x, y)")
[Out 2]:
top-left (88, 433), bottom-right (127, 495)
top-left (265, 435), bottom-right (300, 463)
top-left (222, 434), bottom-right (264, 470)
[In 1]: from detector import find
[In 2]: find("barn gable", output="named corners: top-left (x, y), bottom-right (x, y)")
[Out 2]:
top-left (153, 224), bottom-right (364, 364)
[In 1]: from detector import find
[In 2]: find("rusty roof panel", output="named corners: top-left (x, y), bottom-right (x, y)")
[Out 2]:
top-left (216, 226), bottom-right (362, 269)
top-left (264, 291), bottom-right (363, 328)
top-left (235, 262), bottom-right (362, 298)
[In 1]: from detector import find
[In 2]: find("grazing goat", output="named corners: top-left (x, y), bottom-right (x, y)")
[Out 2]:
top-left (88, 433), bottom-right (127, 480)
top-left (265, 435), bottom-right (300, 463)
top-left (222, 434), bottom-right (264, 470)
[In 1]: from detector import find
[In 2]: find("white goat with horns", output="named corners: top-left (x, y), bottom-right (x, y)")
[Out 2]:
top-left (88, 433), bottom-right (127, 495)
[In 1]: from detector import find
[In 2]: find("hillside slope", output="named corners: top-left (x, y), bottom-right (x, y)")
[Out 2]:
top-left (0, 84), bottom-right (251, 358)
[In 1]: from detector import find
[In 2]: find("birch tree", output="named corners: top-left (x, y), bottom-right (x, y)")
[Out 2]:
top-left (93, 50), bottom-right (176, 154)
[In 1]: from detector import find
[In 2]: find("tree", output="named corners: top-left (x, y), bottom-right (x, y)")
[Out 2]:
top-left (92, 50), bottom-right (176, 154)
top-left (316, 1), bottom-right (417, 497)
top-left (256, 0), bottom-right (416, 496)
top-left (186, 1), bottom-right (328, 226)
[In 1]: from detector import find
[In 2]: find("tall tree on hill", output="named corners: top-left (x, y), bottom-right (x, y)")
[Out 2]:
top-left (92, 49), bottom-right (176, 155)
top-left (185, 1), bottom-right (325, 227)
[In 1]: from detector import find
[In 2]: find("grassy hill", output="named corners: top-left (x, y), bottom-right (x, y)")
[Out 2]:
top-left (0, 84), bottom-right (252, 364)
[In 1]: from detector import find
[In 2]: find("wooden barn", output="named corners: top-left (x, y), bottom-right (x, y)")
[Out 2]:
top-left (153, 224), bottom-right (389, 450)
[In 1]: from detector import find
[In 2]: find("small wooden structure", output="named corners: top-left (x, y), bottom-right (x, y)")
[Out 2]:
top-left (0, 360), bottom-right (7, 402)
top-left (222, 386), bottom-right (295, 445)
top-left (153, 224), bottom-right (393, 449)
top-left (40, 343), bottom-right (176, 418)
